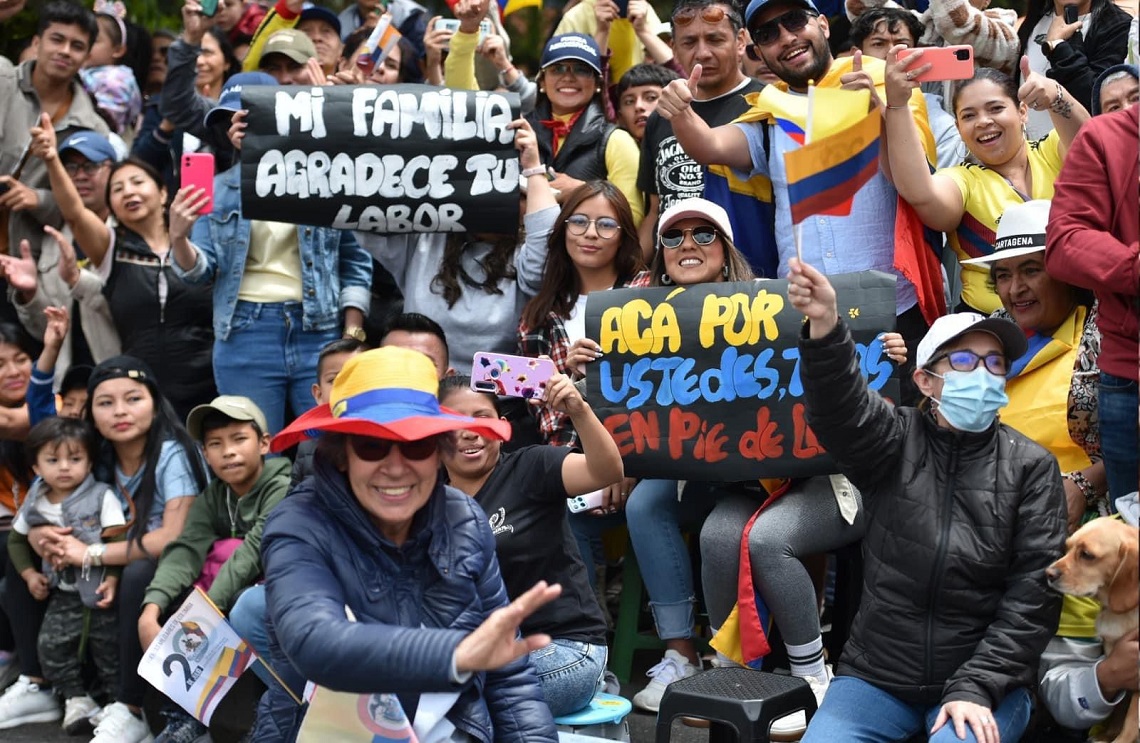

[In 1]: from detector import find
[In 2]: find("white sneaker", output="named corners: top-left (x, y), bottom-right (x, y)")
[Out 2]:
top-left (63, 695), bottom-right (100, 735)
top-left (91, 701), bottom-right (154, 743)
top-left (631, 649), bottom-right (701, 713)
top-left (0, 675), bottom-right (62, 729)
top-left (769, 667), bottom-right (833, 742)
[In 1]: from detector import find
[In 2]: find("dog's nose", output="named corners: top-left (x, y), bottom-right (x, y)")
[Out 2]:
top-left (1045, 566), bottom-right (1060, 581)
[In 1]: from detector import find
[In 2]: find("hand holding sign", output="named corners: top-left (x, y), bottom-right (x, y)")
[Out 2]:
top-left (786, 258), bottom-right (839, 339)
top-left (657, 64), bottom-right (700, 120)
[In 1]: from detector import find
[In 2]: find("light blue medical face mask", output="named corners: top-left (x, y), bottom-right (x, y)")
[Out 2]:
top-left (927, 366), bottom-right (1009, 433)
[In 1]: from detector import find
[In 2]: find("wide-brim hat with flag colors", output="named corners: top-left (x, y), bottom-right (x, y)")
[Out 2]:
top-left (271, 346), bottom-right (511, 453)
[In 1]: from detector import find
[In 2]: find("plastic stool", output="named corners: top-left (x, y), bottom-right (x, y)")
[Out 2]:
top-left (608, 542), bottom-right (667, 684)
top-left (655, 668), bottom-right (816, 743)
top-left (554, 692), bottom-right (633, 741)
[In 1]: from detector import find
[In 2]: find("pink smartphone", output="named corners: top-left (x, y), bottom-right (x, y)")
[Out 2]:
top-left (179, 153), bottom-right (214, 214)
top-left (897, 45), bottom-right (974, 83)
top-left (470, 352), bottom-right (556, 400)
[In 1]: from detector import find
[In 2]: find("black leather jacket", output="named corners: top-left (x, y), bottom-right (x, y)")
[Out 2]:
top-left (800, 320), bottom-right (1067, 708)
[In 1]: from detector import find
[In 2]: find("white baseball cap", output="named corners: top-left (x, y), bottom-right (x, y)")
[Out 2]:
top-left (960, 200), bottom-right (1050, 267)
top-left (914, 312), bottom-right (1027, 370)
top-left (658, 197), bottom-right (734, 243)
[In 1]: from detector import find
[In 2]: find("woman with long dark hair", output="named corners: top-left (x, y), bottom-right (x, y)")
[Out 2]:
top-left (31, 118), bottom-right (217, 419)
top-left (518, 180), bottom-right (645, 448)
top-left (2, 356), bottom-right (207, 741)
top-left (1017, 0), bottom-right (1131, 138)
top-left (355, 119), bottom-right (558, 376)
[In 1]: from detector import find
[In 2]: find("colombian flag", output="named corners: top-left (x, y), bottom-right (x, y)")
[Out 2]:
top-left (497, 0), bottom-right (540, 15)
top-left (784, 88), bottom-right (880, 225)
top-left (704, 165), bottom-right (779, 279)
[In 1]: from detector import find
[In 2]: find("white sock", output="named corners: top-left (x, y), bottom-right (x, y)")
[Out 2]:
top-left (786, 636), bottom-right (827, 683)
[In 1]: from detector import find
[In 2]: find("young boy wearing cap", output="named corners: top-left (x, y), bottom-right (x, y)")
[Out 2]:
top-left (137, 395), bottom-right (290, 740)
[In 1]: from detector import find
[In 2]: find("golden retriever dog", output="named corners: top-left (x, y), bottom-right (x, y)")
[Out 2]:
top-left (1046, 518), bottom-right (1140, 743)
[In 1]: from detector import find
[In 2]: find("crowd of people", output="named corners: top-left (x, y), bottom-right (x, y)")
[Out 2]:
top-left (0, 0), bottom-right (1136, 740)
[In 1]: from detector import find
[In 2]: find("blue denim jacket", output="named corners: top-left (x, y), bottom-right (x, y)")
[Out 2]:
top-left (179, 165), bottom-right (372, 340)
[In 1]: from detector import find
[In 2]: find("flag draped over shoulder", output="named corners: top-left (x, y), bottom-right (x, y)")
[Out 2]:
top-left (730, 57), bottom-right (947, 324)
top-left (703, 164), bottom-right (779, 279)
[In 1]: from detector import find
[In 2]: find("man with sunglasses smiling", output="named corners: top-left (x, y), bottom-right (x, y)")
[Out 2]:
top-left (637, 0), bottom-right (774, 266)
top-left (657, 0), bottom-right (938, 404)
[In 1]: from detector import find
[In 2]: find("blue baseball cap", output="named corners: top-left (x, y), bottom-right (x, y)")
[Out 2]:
top-left (204, 72), bottom-right (278, 128)
top-left (300, 3), bottom-right (341, 36)
top-left (58, 131), bottom-right (117, 163)
top-left (744, 0), bottom-right (820, 26)
top-left (540, 34), bottom-right (602, 75)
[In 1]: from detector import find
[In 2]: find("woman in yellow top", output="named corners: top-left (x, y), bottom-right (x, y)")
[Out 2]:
top-left (962, 200), bottom-right (1106, 531)
top-left (882, 49), bottom-right (1089, 314)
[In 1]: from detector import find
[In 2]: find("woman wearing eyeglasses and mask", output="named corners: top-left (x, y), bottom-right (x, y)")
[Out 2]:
top-left (526, 34), bottom-right (645, 227)
top-left (251, 346), bottom-right (561, 742)
top-left (787, 257), bottom-right (1066, 743)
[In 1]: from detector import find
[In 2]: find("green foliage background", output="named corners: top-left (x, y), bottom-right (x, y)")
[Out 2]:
top-left (1, 0), bottom-right (1027, 78)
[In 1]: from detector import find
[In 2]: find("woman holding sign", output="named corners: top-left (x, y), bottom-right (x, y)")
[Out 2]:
top-left (253, 346), bottom-right (560, 742)
top-left (787, 258), bottom-right (1065, 743)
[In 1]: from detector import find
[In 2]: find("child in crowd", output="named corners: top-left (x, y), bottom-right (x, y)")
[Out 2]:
top-left (290, 337), bottom-right (368, 485)
top-left (8, 417), bottom-right (125, 735)
top-left (26, 307), bottom-right (93, 426)
top-left (138, 395), bottom-right (290, 743)
top-left (615, 63), bottom-right (680, 143)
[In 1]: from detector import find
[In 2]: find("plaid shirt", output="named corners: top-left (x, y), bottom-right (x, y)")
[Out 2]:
top-left (517, 271), bottom-right (652, 448)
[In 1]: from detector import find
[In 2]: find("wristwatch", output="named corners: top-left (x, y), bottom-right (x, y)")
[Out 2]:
top-left (343, 326), bottom-right (366, 342)
top-left (1040, 38), bottom-right (1062, 56)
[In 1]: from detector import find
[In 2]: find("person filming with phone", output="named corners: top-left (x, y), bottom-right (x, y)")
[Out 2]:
top-left (882, 49), bottom-right (1089, 316)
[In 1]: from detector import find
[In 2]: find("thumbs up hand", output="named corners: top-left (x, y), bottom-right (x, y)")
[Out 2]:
top-left (840, 50), bottom-right (884, 111)
top-left (1017, 55), bottom-right (1059, 112)
top-left (657, 64), bottom-right (701, 121)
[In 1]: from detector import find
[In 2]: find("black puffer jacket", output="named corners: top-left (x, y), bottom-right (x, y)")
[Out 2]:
top-left (528, 99), bottom-right (614, 183)
top-left (800, 320), bottom-right (1066, 709)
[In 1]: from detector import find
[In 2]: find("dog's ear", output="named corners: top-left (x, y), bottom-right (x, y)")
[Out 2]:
top-left (1106, 529), bottom-right (1140, 614)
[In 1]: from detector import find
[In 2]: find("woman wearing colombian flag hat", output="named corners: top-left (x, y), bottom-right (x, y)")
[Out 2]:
top-left (250, 346), bottom-right (561, 742)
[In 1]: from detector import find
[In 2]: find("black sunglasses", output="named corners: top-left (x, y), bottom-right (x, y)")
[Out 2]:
top-left (660, 226), bottom-right (719, 249)
top-left (347, 435), bottom-right (438, 462)
top-left (928, 350), bottom-right (1008, 376)
top-left (749, 8), bottom-right (819, 46)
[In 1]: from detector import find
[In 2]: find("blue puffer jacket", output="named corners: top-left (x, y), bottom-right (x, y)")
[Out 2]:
top-left (250, 458), bottom-right (558, 743)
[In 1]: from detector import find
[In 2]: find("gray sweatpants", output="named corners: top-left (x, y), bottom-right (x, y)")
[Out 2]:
top-left (700, 477), bottom-right (865, 645)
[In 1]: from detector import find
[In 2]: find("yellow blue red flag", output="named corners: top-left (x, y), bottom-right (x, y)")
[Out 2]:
top-left (498, 0), bottom-right (540, 16)
top-left (784, 89), bottom-right (881, 225)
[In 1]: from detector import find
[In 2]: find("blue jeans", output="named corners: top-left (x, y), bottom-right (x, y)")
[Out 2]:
top-left (625, 479), bottom-right (721, 640)
top-left (802, 676), bottom-right (1033, 743)
top-left (213, 301), bottom-right (338, 435)
top-left (229, 585), bottom-right (272, 686)
top-left (530, 639), bottom-right (607, 718)
top-left (1099, 372), bottom-right (1139, 503)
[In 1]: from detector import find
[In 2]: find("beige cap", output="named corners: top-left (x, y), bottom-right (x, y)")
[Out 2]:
top-left (186, 395), bottom-right (270, 441)
top-left (260, 30), bottom-right (317, 66)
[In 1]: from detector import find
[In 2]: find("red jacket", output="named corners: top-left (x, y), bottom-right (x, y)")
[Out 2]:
top-left (1046, 105), bottom-right (1139, 380)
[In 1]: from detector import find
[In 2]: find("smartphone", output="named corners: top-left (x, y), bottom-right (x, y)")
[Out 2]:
top-left (1063, 4), bottom-right (1079, 24)
top-left (433, 18), bottom-right (492, 49)
top-left (470, 352), bottom-right (556, 399)
top-left (199, 0), bottom-right (219, 17)
top-left (897, 45), bottom-right (974, 83)
top-left (613, 0), bottom-right (629, 17)
top-left (567, 490), bottom-right (607, 513)
top-left (179, 153), bottom-right (215, 214)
